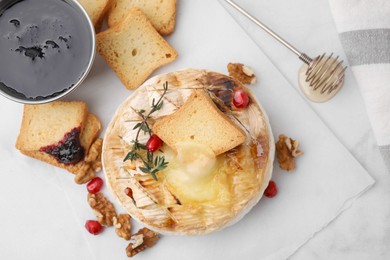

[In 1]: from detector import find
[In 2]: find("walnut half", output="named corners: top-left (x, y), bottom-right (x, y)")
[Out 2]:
top-left (276, 134), bottom-right (303, 171)
top-left (88, 192), bottom-right (117, 226)
top-left (126, 228), bottom-right (160, 257)
top-left (74, 163), bottom-right (95, 184)
top-left (73, 138), bottom-right (103, 184)
top-left (114, 214), bottom-right (132, 240)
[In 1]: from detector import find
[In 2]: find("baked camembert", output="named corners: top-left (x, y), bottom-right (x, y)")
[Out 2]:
top-left (103, 69), bottom-right (274, 235)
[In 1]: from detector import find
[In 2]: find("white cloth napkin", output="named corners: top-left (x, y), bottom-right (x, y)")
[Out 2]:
top-left (328, 0), bottom-right (390, 171)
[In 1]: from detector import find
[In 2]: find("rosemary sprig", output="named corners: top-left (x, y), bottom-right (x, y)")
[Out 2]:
top-left (123, 82), bottom-right (169, 181)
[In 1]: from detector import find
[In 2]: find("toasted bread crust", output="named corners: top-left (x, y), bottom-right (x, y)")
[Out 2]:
top-left (97, 8), bottom-right (178, 90)
top-left (21, 137), bottom-right (102, 183)
top-left (16, 101), bottom-right (88, 151)
top-left (78, 0), bottom-right (112, 32)
top-left (153, 90), bottom-right (246, 156)
top-left (16, 103), bottom-right (102, 181)
top-left (81, 113), bottom-right (102, 154)
top-left (108, 0), bottom-right (176, 35)
top-left (21, 149), bottom-right (89, 175)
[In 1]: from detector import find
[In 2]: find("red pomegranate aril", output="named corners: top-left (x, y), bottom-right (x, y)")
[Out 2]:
top-left (233, 89), bottom-right (250, 109)
top-left (264, 180), bottom-right (278, 198)
top-left (125, 187), bottom-right (133, 198)
top-left (146, 134), bottom-right (163, 152)
top-left (87, 177), bottom-right (104, 194)
top-left (85, 220), bottom-right (103, 235)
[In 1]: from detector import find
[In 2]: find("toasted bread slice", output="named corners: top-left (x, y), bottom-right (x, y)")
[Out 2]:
top-left (19, 113), bottom-right (102, 175)
top-left (80, 113), bottom-right (102, 154)
top-left (153, 91), bottom-right (246, 156)
top-left (78, 0), bottom-right (111, 31)
top-left (16, 101), bottom-right (88, 152)
top-left (96, 8), bottom-right (177, 90)
top-left (108, 0), bottom-right (176, 35)
top-left (20, 150), bottom-right (90, 175)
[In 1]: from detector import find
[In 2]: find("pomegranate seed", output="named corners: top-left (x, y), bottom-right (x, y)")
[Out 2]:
top-left (87, 177), bottom-right (103, 194)
top-left (233, 89), bottom-right (250, 109)
top-left (125, 187), bottom-right (136, 204)
top-left (125, 187), bottom-right (133, 198)
top-left (85, 220), bottom-right (103, 235)
top-left (264, 180), bottom-right (277, 198)
top-left (146, 134), bottom-right (163, 152)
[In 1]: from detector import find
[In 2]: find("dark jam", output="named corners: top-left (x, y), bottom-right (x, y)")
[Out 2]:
top-left (39, 127), bottom-right (85, 165)
top-left (0, 0), bottom-right (93, 100)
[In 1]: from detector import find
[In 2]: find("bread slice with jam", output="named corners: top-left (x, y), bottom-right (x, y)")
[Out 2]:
top-left (16, 101), bottom-right (88, 152)
top-left (16, 101), bottom-right (102, 183)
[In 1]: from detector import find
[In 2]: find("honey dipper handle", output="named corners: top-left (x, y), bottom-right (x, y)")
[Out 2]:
top-left (224, 0), bottom-right (313, 64)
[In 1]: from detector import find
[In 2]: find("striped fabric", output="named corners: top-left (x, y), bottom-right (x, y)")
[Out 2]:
top-left (328, 0), bottom-right (390, 172)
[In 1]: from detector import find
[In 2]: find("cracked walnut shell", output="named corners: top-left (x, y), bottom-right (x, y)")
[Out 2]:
top-left (126, 228), bottom-right (160, 257)
top-left (88, 192), bottom-right (117, 226)
top-left (276, 134), bottom-right (303, 171)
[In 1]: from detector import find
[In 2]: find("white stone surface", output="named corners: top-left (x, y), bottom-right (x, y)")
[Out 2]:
top-left (220, 0), bottom-right (390, 259)
top-left (0, 0), bottom-right (381, 259)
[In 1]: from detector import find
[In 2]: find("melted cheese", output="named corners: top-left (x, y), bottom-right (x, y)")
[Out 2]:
top-left (164, 142), bottom-right (227, 203)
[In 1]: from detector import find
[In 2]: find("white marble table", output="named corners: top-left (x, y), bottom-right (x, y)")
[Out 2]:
top-left (0, 0), bottom-right (388, 259)
top-left (222, 0), bottom-right (390, 259)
